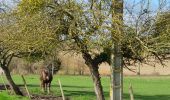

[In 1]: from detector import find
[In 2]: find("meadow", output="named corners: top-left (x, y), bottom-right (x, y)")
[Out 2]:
top-left (1, 75), bottom-right (170, 100)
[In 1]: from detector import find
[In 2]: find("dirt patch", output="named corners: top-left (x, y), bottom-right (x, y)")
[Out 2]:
top-left (0, 84), bottom-right (10, 90)
top-left (31, 94), bottom-right (69, 100)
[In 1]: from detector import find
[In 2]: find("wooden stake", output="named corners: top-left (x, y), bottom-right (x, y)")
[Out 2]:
top-left (129, 83), bottom-right (134, 100)
top-left (58, 79), bottom-right (65, 100)
top-left (21, 75), bottom-right (31, 99)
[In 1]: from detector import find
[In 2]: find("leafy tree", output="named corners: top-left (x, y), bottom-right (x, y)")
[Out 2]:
top-left (0, 8), bottom-right (24, 95)
top-left (152, 11), bottom-right (170, 57)
top-left (1, 0), bottom-right (113, 99)
top-left (0, 43), bottom-right (23, 95)
top-left (0, 0), bottom-right (59, 95)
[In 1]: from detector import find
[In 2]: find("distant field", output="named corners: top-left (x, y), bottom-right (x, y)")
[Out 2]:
top-left (1, 75), bottom-right (170, 100)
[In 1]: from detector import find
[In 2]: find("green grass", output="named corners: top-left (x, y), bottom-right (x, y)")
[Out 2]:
top-left (1, 75), bottom-right (170, 100)
top-left (0, 91), bottom-right (29, 100)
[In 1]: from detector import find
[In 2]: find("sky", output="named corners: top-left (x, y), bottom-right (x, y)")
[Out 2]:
top-left (1, 0), bottom-right (169, 11)
top-left (125, 0), bottom-right (170, 13)
top-left (0, 0), bottom-right (170, 24)
top-left (123, 0), bottom-right (170, 25)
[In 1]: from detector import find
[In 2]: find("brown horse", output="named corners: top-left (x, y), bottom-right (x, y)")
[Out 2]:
top-left (40, 67), bottom-right (53, 93)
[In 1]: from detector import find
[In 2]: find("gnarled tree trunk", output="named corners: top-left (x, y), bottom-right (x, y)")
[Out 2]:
top-left (82, 52), bottom-right (105, 100)
top-left (89, 65), bottom-right (105, 100)
top-left (1, 65), bottom-right (23, 96)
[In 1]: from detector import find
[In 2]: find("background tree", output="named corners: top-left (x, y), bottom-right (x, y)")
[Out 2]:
top-left (123, 0), bottom-right (170, 72)
top-left (153, 11), bottom-right (170, 57)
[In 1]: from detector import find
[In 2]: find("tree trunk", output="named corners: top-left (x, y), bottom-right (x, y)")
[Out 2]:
top-left (82, 52), bottom-right (105, 100)
top-left (111, 0), bottom-right (123, 100)
top-left (137, 63), bottom-right (141, 75)
top-left (90, 65), bottom-right (105, 100)
top-left (52, 61), bottom-right (54, 76)
top-left (110, 44), bottom-right (123, 100)
top-left (1, 66), bottom-right (23, 96)
top-left (74, 35), bottom-right (105, 99)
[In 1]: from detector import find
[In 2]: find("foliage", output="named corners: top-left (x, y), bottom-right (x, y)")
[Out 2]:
top-left (122, 9), bottom-right (170, 66)
top-left (0, 0), bottom-right (114, 64)
top-left (1, 0), bottom-right (169, 72)
top-left (151, 11), bottom-right (170, 56)
top-left (17, 0), bottom-right (52, 14)
top-left (0, 1), bottom-right (60, 61)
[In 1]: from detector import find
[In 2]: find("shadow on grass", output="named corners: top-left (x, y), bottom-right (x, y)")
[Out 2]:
top-left (64, 90), bottom-right (170, 100)
top-left (124, 94), bottom-right (170, 100)
top-left (16, 84), bottom-right (92, 89)
top-left (2, 83), bottom-right (170, 100)
top-left (64, 90), bottom-right (110, 99)
top-left (64, 90), bottom-right (96, 96)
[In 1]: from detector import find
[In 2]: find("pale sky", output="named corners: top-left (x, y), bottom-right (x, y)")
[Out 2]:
top-left (0, 0), bottom-right (170, 24)
top-left (1, 0), bottom-right (169, 11)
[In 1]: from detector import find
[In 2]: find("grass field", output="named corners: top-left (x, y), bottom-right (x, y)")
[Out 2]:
top-left (1, 75), bottom-right (170, 100)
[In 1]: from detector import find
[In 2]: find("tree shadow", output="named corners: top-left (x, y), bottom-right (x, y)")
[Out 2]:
top-left (64, 90), bottom-right (96, 96)
top-left (17, 84), bottom-right (93, 88)
top-left (123, 93), bottom-right (170, 100)
top-left (62, 85), bottom-right (93, 88)
top-left (63, 90), bottom-right (170, 100)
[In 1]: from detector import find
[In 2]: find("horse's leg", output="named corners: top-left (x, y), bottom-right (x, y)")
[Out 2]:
top-left (40, 81), bottom-right (42, 90)
top-left (49, 82), bottom-right (51, 92)
top-left (44, 83), bottom-right (47, 92)
top-left (47, 83), bottom-right (50, 94)
top-left (41, 82), bottom-right (45, 92)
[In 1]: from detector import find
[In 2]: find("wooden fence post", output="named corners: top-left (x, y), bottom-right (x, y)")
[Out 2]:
top-left (58, 79), bottom-right (65, 100)
top-left (21, 75), bottom-right (31, 99)
top-left (129, 83), bottom-right (134, 100)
